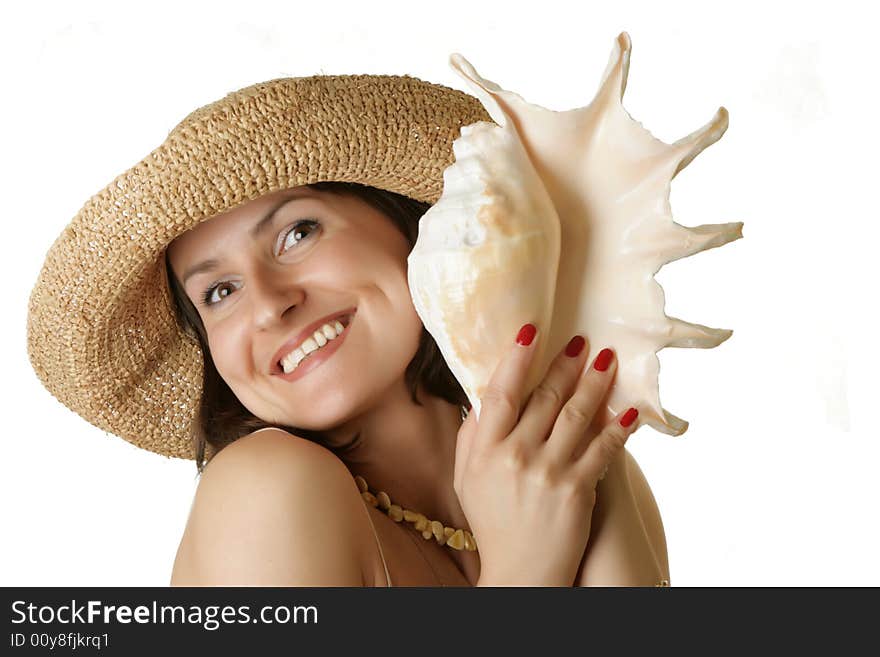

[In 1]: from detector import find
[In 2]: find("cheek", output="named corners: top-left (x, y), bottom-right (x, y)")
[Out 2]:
top-left (388, 285), bottom-right (425, 358)
top-left (205, 326), bottom-right (247, 382)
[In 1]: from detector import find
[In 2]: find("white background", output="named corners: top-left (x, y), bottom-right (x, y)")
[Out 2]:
top-left (2, 0), bottom-right (877, 586)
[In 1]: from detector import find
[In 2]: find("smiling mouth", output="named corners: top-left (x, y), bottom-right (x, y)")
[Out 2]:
top-left (275, 312), bottom-right (355, 374)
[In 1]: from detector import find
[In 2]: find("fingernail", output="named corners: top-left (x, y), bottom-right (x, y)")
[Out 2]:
top-left (564, 335), bottom-right (585, 358)
top-left (593, 347), bottom-right (614, 372)
top-left (516, 323), bottom-right (537, 346)
top-left (620, 407), bottom-right (639, 428)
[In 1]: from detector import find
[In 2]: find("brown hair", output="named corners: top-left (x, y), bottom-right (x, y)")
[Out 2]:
top-left (164, 181), bottom-right (470, 474)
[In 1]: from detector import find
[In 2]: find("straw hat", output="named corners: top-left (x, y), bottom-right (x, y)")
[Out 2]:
top-left (26, 72), bottom-right (491, 460)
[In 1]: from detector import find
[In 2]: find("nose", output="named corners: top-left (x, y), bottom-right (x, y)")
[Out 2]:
top-left (248, 264), bottom-right (302, 331)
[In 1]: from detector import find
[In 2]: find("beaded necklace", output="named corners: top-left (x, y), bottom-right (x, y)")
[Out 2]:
top-left (353, 405), bottom-right (478, 553)
top-left (354, 474), bottom-right (477, 552)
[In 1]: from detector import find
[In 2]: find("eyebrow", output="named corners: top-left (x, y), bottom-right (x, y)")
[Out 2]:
top-left (181, 194), bottom-right (307, 287)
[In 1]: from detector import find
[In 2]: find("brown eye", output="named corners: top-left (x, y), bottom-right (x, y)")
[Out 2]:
top-left (201, 281), bottom-right (240, 307)
top-left (280, 219), bottom-right (320, 253)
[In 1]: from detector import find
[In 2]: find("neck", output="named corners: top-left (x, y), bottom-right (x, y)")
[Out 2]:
top-left (327, 380), bottom-right (470, 532)
top-left (321, 378), bottom-right (478, 579)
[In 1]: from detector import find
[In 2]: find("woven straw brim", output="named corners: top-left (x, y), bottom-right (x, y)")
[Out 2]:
top-left (26, 73), bottom-right (491, 460)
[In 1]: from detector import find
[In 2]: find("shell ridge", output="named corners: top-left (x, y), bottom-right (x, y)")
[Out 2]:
top-left (593, 31), bottom-right (632, 110)
top-left (448, 53), bottom-right (511, 129)
top-left (671, 107), bottom-right (730, 179)
top-left (664, 316), bottom-right (734, 349)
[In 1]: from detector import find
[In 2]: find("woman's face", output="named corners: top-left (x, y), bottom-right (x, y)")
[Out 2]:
top-left (166, 186), bottom-right (423, 429)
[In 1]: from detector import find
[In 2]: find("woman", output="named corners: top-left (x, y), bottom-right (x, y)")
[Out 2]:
top-left (27, 72), bottom-right (669, 586)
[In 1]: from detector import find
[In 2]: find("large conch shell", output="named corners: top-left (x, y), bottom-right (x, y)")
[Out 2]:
top-left (407, 32), bottom-right (743, 436)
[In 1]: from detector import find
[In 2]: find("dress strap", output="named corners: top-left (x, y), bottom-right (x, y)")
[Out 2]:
top-left (247, 426), bottom-right (283, 435)
top-left (360, 501), bottom-right (392, 587)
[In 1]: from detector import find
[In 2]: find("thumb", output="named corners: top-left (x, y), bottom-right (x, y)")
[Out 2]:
top-left (453, 407), bottom-right (478, 498)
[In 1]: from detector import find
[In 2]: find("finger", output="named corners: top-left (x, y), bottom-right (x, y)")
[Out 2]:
top-left (543, 346), bottom-right (618, 467)
top-left (573, 405), bottom-right (640, 489)
top-left (511, 333), bottom-right (590, 450)
top-left (473, 322), bottom-right (541, 454)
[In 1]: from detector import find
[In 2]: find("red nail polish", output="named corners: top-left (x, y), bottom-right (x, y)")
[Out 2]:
top-left (620, 407), bottom-right (639, 428)
top-left (593, 348), bottom-right (614, 372)
top-left (516, 323), bottom-right (537, 346)
top-left (565, 335), bottom-right (585, 357)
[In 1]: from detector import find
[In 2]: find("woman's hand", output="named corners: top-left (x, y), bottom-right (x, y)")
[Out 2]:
top-left (453, 323), bottom-right (640, 586)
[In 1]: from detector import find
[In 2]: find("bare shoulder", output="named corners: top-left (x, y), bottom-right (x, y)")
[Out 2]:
top-left (170, 428), bottom-right (372, 586)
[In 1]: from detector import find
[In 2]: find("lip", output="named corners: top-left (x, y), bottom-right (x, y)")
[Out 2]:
top-left (269, 307), bottom-right (357, 376)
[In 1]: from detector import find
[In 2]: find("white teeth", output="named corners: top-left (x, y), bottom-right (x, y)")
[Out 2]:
top-left (279, 317), bottom-right (349, 374)
top-left (301, 337), bottom-right (319, 355)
